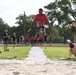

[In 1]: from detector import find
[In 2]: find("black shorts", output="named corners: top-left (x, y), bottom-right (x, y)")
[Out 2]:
top-left (37, 26), bottom-right (45, 35)
top-left (4, 40), bottom-right (8, 44)
top-left (26, 40), bottom-right (28, 42)
top-left (38, 40), bottom-right (43, 43)
top-left (13, 41), bottom-right (16, 44)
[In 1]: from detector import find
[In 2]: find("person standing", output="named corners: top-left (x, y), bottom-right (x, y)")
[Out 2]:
top-left (67, 39), bottom-right (76, 58)
top-left (17, 35), bottom-right (20, 44)
top-left (11, 32), bottom-right (16, 48)
top-left (3, 29), bottom-right (9, 51)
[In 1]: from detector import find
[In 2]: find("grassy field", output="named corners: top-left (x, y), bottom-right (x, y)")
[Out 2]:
top-left (0, 46), bottom-right (31, 59)
top-left (41, 46), bottom-right (74, 59)
top-left (0, 44), bottom-right (74, 59)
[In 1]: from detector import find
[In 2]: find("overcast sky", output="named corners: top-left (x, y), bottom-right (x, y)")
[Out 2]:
top-left (0, 0), bottom-right (54, 27)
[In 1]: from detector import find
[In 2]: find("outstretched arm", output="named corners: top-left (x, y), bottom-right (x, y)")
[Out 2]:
top-left (46, 20), bottom-right (53, 34)
top-left (30, 20), bottom-right (35, 28)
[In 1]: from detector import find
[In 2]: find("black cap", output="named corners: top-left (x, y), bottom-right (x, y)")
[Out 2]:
top-left (39, 8), bottom-right (43, 11)
top-left (72, 20), bottom-right (76, 22)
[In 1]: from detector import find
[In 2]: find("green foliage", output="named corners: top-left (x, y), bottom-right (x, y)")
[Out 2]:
top-left (44, 0), bottom-right (76, 43)
top-left (0, 0), bottom-right (76, 43)
top-left (44, 0), bottom-right (76, 25)
top-left (0, 18), bottom-right (10, 38)
top-left (15, 14), bottom-right (35, 36)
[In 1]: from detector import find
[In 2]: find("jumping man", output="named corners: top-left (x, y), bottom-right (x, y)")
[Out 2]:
top-left (28, 8), bottom-right (53, 43)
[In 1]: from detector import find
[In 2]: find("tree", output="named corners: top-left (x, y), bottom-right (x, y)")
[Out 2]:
top-left (45, 0), bottom-right (76, 25)
top-left (16, 13), bottom-right (28, 36)
top-left (0, 18), bottom-right (10, 38)
top-left (44, 0), bottom-right (76, 43)
top-left (15, 13), bottom-right (37, 36)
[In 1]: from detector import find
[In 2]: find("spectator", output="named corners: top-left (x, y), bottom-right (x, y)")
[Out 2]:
top-left (67, 39), bottom-right (76, 58)
top-left (3, 29), bottom-right (10, 51)
top-left (25, 34), bottom-right (30, 45)
top-left (11, 32), bottom-right (17, 48)
top-left (38, 35), bottom-right (43, 44)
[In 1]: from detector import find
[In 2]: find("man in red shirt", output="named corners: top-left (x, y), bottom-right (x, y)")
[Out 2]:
top-left (38, 35), bottom-right (43, 43)
top-left (25, 34), bottom-right (29, 42)
top-left (30, 35), bottom-right (36, 45)
top-left (25, 34), bottom-right (30, 45)
top-left (28, 8), bottom-right (53, 42)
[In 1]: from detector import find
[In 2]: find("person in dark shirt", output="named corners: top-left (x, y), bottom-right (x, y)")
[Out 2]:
top-left (11, 32), bottom-right (16, 48)
top-left (3, 29), bottom-right (9, 51)
top-left (25, 34), bottom-right (30, 45)
top-left (67, 39), bottom-right (76, 58)
top-left (17, 35), bottom-right (20, 44)
top-left (44, 34), bottom-right (47, 44)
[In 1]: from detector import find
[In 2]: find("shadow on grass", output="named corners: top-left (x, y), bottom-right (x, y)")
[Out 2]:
top-left (59, 57), bottom-right (76, 61)
top-left (0, 56), bottom-right (17, 59)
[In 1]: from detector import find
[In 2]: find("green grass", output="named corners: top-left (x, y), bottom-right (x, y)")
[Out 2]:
top-left (0, 46), bottom-right (31, 59)
top-left (0, 44), bottom-right (75, 60)
top-left (41, 47), bottom-right (74, 59)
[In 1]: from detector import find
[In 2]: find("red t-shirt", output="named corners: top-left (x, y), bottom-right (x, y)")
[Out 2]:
top-left (31, 36), bottom-right (33, 40)
top-left (31, 36), bottom-right (36, 41)
top-left (34, 14), bottom-right (48, 26)
top-left (25, 36), bottom-right (29, 40)
top-left (33, 36), bottom-right (36, 40)
top-left (38, 36), bottom-right (43, 40)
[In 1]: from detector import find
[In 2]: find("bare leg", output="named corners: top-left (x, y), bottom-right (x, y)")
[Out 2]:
top-left (4, 44), bottom-right (6, 51)
top-left (69, 48), bottom-right (76, 58)
top-left (4, 43), bottom-right (9, 51)
top-left (69, 49), bottom-right (72, 57)
top-left (6, 44), bottom-right (8, 50)
top-left (13, 44), bottom-right (15, 48)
